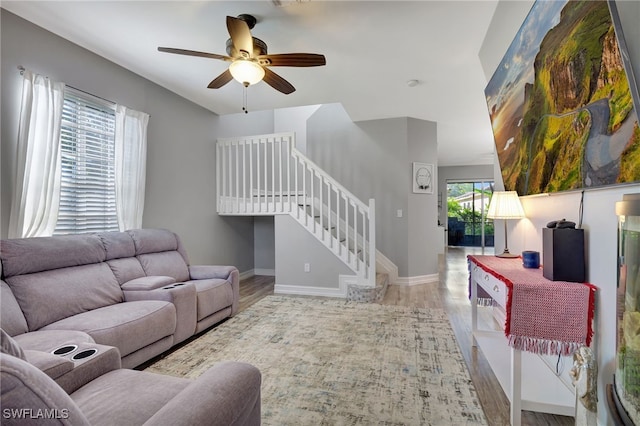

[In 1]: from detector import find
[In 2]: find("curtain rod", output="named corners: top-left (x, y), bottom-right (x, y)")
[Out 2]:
top-left (17, 65), bottom-right (117, 106)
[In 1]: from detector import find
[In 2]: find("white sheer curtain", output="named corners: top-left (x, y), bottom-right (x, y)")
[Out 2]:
top-left (8, 71), bottom-right (65, 238)
top-left (115, 105), bottom-right (149, 231)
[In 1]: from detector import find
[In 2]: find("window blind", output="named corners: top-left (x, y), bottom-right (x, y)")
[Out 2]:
top-left (54, 88), bottom-right (119, 234)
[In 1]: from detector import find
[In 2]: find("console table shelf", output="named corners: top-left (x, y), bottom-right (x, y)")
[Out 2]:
top-left (468, 255), bottom-right (597, 426)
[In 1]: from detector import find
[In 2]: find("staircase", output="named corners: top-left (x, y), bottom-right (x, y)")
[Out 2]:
top-left (216, 132), bottom-right (384, 296)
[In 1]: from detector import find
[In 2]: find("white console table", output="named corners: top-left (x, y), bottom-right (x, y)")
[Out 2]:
top-left (468, 255), bottom-right (597, 426)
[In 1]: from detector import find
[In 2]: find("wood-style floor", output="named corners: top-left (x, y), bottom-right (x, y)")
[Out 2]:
top-left (238, 246), bottom-right (574, 426)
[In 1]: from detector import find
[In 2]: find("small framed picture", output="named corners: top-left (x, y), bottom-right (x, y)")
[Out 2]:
top-left (412, 162), bottom-right (434, 194)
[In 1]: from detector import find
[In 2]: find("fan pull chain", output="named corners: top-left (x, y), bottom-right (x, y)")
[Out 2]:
top-left (242, 84), bottom-right (249, 114)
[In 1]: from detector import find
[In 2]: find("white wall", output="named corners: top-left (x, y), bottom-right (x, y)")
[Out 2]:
top-left (0, 10), bottom-right (255, 269)
top-left (480, 2), bottom-right (640, 424)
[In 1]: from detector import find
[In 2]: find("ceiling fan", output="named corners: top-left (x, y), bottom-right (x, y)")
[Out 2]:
top-left (158, 14), bottom-right (326, 95)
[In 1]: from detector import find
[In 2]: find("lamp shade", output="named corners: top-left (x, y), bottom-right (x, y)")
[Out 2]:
top-left (487, 191), bottom-right (525, 219)
top-left (229, 60), bottom-right (265, 86)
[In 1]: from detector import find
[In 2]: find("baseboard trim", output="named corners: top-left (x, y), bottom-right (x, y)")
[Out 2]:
top-left (274, 284), bottom-right (346, 298)
top-left (239, 269), bottom-right (255, 281)
top-left (395, 273), bottom-right (439, 286)
top-left (254, 268), bottom-right (276, 276)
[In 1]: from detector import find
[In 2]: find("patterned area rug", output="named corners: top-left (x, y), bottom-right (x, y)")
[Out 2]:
top-left (145, 296), bottom-right (487, 425)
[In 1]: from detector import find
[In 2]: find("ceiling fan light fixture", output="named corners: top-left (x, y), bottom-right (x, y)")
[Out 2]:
top-left (229, 60), bottom-right (265, 86)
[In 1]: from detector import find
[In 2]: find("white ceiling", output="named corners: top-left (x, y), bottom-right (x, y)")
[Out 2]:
top-left (2, 0), bottom-right (500, 166)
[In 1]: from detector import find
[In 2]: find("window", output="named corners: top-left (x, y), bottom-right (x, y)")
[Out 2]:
top-left (54, 88), bottom-right (119, 234)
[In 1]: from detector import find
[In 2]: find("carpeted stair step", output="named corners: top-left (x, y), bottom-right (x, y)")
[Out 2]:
top-left (346, 271), bottom-right (389, 303)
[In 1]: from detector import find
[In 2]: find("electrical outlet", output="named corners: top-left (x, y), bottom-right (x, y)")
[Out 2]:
top-left (397, 209), bottom-right (403, 218)
top-left (304, 263), bottom-right (310, 272)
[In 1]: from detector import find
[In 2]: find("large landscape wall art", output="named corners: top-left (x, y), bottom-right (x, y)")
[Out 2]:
top-left (485, 0), bottom-right (640, 196)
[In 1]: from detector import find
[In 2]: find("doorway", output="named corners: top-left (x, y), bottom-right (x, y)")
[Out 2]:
top-left (446, 181), bottom-right (494, 248)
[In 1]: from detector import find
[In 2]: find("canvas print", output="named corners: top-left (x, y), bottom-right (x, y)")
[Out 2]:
top-left (485, 0), bottom-right (640, 196)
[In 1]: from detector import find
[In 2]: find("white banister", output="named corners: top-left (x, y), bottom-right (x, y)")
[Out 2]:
top-left (216, 132), bottom-right (376, 286)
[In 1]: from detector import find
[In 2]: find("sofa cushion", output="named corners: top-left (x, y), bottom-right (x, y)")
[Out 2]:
top-left (138, 251), bottom-right (190, 282)
top-left (98, 231), bottom-right (136, 260)
top-left (71, 368), bottom-right (190, 425)
top-left (5, 263), bottom-right (124, 331)
top-left (186, 279), bottom-right (234, 321)
top-left (1, 281), bottom-right (28, 336)
top-left (106, 257), bottom-right (146, 285)
top-left (0, 234), bottom-right (105, 278)
top-left (41, 301), bottom-right (176, 358)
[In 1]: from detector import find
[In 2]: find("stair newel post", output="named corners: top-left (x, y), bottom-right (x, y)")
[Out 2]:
top-left (327, 182), bottom-right (332, 250)
top-left (216, 141), bottom-right (221, 213)
top-left (286, 136), bottom-right (291, 214)
top-left (278, 137), bottom-right (283, 213)
top-left (234, 141), bottom-right (239, 214)
top-left (242, 141), bottom-right (246, 213)
top-left (320, 174), bottom-right (324, 240)
top-left (368, 198), bottom-right (376, 286)
top-left (263, 138), bottom-right (268, 212)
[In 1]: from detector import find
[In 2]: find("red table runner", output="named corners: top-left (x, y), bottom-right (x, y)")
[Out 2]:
top-left (468, 255), bottom-right (597, 356)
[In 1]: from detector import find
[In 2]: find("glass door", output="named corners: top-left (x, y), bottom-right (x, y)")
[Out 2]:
top-left (447, 181), bottom-right (494, 247)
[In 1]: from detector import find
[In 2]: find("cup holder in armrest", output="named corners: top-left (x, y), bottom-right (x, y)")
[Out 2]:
top-left (163, 283), bottom-right (186, 289)
top-left (71, 348), bottom-right (98, 360)
top-left (52, 345), bottom-right (78, 356)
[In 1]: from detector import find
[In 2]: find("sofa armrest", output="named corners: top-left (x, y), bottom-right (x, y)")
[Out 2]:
top-left (188, 265), bottom-right (236, 280)
top-left (23, 350), bottom-right (74, 380)
top-left (121, 276), bottom-right (176, 291)
top-left (123, 284), bottom-right (197, 344)
top-left (189, 265), bottom-right (240, 316)
top-left (143, 361), bottom-right (261, 426)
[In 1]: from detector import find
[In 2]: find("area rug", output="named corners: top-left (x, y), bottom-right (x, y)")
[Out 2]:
top-left (145, 296), bottom-right (487, 425)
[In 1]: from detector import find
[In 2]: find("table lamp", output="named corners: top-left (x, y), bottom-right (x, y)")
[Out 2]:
top-left (487, 191), bottom-right (525, 258)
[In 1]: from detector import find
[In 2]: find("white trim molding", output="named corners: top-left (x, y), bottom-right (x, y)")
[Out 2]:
top-left (395, 273), bottom-right (439, 286)
top-left (254, 268), bottom-right (276, 276)
top-left (274, 283), bottom-right (346, 298)
top-left (375, 250), bottom-right (398, 285)
top-left (239, 269), bottom-right (255, 281)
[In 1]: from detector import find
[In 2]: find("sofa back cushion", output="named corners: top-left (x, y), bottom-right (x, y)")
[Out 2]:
top-left (0, 281), bottom-right (28, 336)
top-left (137, 252), bottom-right (190, 282)
top-left (98, 231), bottom-right (136, 260)
top-left (5, 263), bottom-right (123, 331)
top-left (0, 234), bottom-right (106, 278)
top-left (128, 229), bottom-right (190, 281)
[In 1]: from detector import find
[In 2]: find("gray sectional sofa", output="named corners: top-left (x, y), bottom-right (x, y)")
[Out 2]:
top-left (0, 228), bottom-right (239, 369)
top-left (0, 229), bottom-right (261, 425)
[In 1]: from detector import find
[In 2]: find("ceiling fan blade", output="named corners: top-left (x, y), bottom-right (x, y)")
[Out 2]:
top-left (207, 69), bottom-right (233, 89)
top-left (226, 16), bottom-right (254, 58)
top-left (258, 53), bottom-right (326, 67)
top-left (263, 68), bottom-right (295, 95)
top-left (158, 47), bottom-right (231, 61)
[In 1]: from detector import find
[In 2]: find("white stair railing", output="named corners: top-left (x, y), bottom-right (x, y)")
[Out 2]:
top-left (217, 132), bottom-right (375, 286)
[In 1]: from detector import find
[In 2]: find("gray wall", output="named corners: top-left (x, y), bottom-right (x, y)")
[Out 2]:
top-left (305, 104), bottom-right (439, 277)
top-left (274, 214), bottom-right (352, 290)
top-left (480, 2), bottom-right (640, 424)
top-left (1, 10), bottom-right (254, 269)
